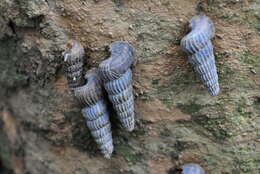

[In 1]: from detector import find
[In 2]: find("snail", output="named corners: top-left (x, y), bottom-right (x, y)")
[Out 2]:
top-left (74, 70), bottom-right (114, 158)
top-left (181, 15), bottom-right (220, 96)
top-left (99, 41), bottom-right (136, 132)
top-left (63, 40), bottom-right (85, 89)
top-left (182, 163), bottom-right (205, 174)
top-left (64, 40), bottom-right (114, 158)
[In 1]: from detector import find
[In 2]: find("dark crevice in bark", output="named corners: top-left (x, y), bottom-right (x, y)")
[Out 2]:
top-left (8, 20), bottom-right (16, 35)
top-left (168, 167), bottom-right (182, 174)
top-left (0, 160), bottom-right (14, 174)
top-left (44, 0), bottom-right (49, 5)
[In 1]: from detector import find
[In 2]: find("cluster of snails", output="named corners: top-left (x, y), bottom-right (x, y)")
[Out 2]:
top-left (63, 15), bottom-right (220, 159)
top-left (64, 40), bottom-right (135, 158)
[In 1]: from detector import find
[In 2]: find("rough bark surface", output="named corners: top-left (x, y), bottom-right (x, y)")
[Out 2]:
top-left (0, 0), bottom-right (259, 174)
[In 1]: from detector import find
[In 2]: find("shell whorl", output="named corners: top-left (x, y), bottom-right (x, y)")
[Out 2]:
top-left (181, 15), bottom-right (215, 55)
top-left (99, 41), bottom-right (135, 82)
top-left (182, 164), bottom-right (205, 174)
top-left (73, 70), bottom-right (104, 106)
top-left (64, 40), bottom-right (85, 88)
top-left (181, 15), bottom-right (220, 96)
top-left (74, 70), bottom-right (114, 158)
top-left (99, 42), bottom-right (135, 132)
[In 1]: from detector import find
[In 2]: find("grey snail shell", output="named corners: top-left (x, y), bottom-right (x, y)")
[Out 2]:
top-left (181, 15), bottom-right (220, 96)
top-left (182, 163), bottom-right (205, 174)
top-left (99, 41), bottom-right (135, 132)
top-left (63, 41), bottom-right (113, 158)
top-left (64, 40), bottom-right (85, 89)
top-left (73, 70), bottom-right (114, 158)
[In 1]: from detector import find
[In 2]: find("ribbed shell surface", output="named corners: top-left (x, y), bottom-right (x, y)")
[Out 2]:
top-left (105, 69), bottom-right (135, 131)
top-left (81, 100), bottom-right (113, 158)
top-left (182, 164), bottom-right (205, 174)
top-left (73, 70), bottom-right (114, 158)
top-left (99, 42), bottom-right (135, 132)
top-left (99, 41), bottom-right (135, 82)
top-left (64, 40), bottom-right (85, 88)
top-left (181, 15), bottom-right (215, 55)
top-left (180, 15), bottom-right (220, 96)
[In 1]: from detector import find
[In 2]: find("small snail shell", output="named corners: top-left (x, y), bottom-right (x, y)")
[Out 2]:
top-left (63, 40), bottom-right (85, 89)
top-left (74, 70), bottom-right (114, 158)
top-left (181, 15), bottom-right (220, 96)
top-left (99, 41), bottom-right (135, 132)
top-left (182, 163), bottom-right (205, 174)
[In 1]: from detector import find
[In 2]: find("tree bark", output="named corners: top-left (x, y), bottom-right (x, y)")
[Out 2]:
top-left (0, 0), bottom-right (259, 174)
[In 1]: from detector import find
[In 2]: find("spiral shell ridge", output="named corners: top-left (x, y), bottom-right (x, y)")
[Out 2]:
top-left (74, 70), bottom-right (114, 158)
top-left (181, 15), bottom-right (220, 96)
top-left (99, 42), bottom-right (135, 132)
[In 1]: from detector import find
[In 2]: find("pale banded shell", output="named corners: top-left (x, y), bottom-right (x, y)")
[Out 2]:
top-left (74, 70), bottom-right (114, 158)
top-left (64, 40), bottom-right (85, 88)
top-left (99, 41), bottom-right (135, 132)
top-left (82, 100), bottom-right (107, 121)
top-left (104, 68), bottom-right (132, 95)
top-left (187, 41), bottom-right (214, 66)
top-left (182, 164), bottom-right (205, 174)
top-left (104, 69), bottom-right (135, 132)
top-left (181, 15), bottom-right (220, 96)
top-left (109, 85), bottom-right (133, 105)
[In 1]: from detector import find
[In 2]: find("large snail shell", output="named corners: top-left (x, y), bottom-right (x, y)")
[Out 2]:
top-left (74, 70), bottom-right (114, 158)
top-left (181, 15), bottom-right (220, 96)
top-left (99, 42), bottom-right (135, 132)
top-left (182, 163), bottom-right (205, 174)
top-left (64, 40), bottom-right (85, 88)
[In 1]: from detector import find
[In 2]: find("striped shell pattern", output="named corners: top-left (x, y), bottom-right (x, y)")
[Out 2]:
top-left (74, 70), bottom-right (114, 158)
top-left (99, 41), bottom-right (136, 132)
top-left (181, 15), bottom-right (220, 96)
top-left (64, 41), bottom-right (113, 158)
top-left (64, 40), bottom-right (85, 89)
top-left (182, 163), bottom-right (205, 174)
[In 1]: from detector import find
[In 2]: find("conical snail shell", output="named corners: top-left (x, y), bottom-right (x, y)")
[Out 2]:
top-left (63, 40), bottom-right (85, 88)
top-left (63, 41), bottom-right (113, 158)
top-left (73, 70), bottom-right (114, 158)
top-left (182, 163), bottom-right (205, 174)
top-left (181, 15), bottom-right (220, 96)
top-left (99, 41), bottom-right (135, 132)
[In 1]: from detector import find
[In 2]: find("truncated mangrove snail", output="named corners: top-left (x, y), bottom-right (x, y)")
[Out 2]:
top-left (182, 163), bottom-right (205, 174)
top-left (63, 40), bottom-right (85, 89)
top-left (181, 15), bottom-right (220, 96)
top-left (64, 41), bottom-right (114, 158)
top-left (99, 41), bottom-right (136, 132)
top-left (74, 70), bottom-right (114, 158)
